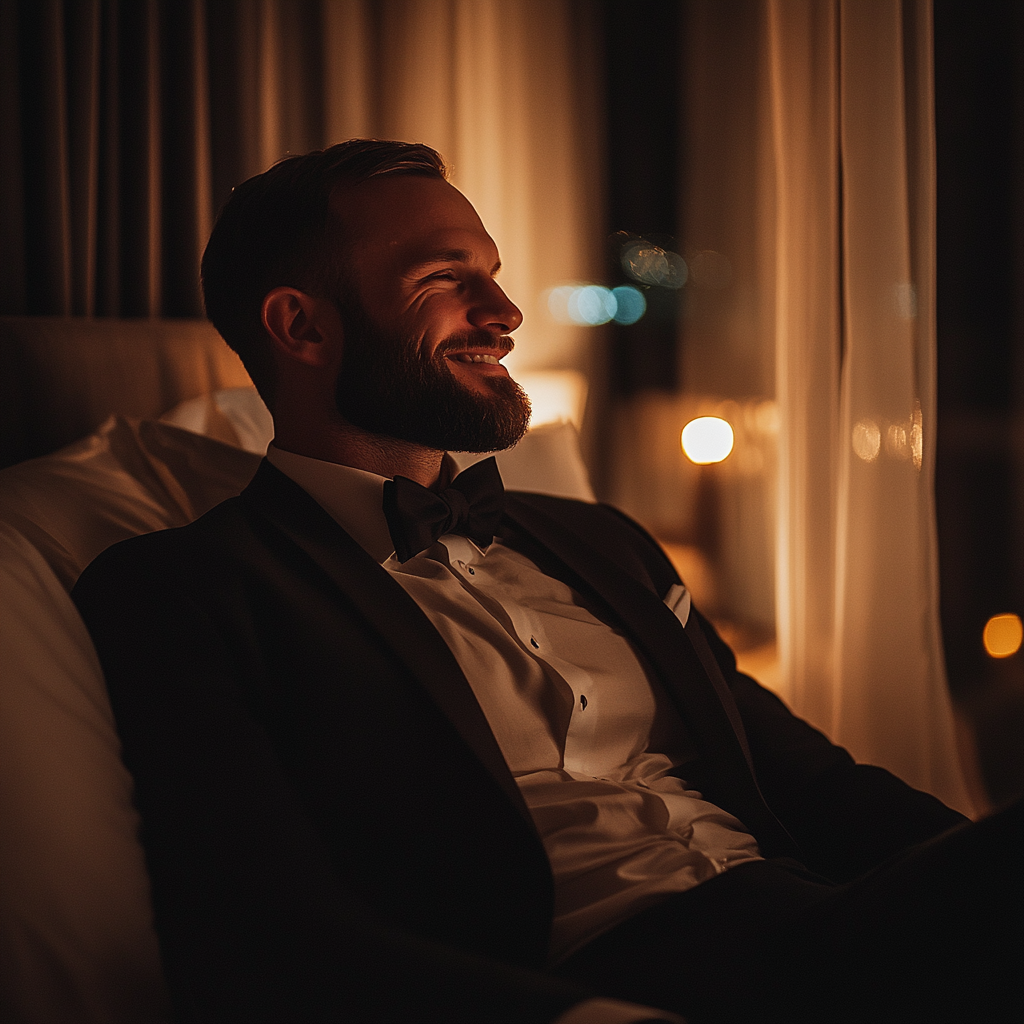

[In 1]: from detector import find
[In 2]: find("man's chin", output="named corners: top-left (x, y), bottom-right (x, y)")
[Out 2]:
top-left (333, 336), bottom-right (530, 453)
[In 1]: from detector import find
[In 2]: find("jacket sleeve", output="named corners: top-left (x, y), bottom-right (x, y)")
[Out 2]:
top-left (694, 609), bottom-right (968, 882)
top-left (72, 537), bottom-right (593, 1024)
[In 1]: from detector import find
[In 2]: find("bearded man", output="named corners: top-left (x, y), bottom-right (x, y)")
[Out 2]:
top-left (72, 140), bottom-right (1021, 1024)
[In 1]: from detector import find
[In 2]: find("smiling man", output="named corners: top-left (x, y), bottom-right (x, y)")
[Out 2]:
top-left (265, 169), bottom-right (531, 479)
top-left (72, 141), bottom-right (1021, 1024)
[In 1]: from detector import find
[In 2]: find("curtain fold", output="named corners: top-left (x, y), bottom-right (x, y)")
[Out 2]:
top-left (767, 0), bottom-right (840, 733)
top-left (3, 0), bottom-right (341, 317)
top-left (769, 0), bottom-right (971, 811)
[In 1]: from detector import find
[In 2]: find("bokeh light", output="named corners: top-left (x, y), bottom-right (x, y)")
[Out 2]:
top-left (983, 613), bottom-right (1023, 659)
top-left (547, 283), bottom-right (647, 326)
top-left (885, 422), bottom-right (909, 460)
top-left (610, 285), bottom-right (646, 324)
top-left (546, 285), bottom-right (576, 323)
top-left (681, 417), bottom-right (735, 464)
top-left (852, 420), bottom-right (881, 462)
top-left (568, 285), bottom-right (616, 325)
top-left (621, 242), bottom-right (687, 289)
top-left (852, 409), bottom-right (924, 468)
top-left (910, 402), bottom-right (923, 469)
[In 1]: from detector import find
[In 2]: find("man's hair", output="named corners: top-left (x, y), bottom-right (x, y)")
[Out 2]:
top-left (201, 140), bottom-right (448, 406)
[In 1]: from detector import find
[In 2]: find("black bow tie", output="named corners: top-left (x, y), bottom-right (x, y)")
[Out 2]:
top-left (382, 456), bottom-right (505, 563)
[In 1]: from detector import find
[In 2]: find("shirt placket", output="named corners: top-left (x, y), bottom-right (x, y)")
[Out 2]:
top-left (437, 539), bottom-right (603, 774)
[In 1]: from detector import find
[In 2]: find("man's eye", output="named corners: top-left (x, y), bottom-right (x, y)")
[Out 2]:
top-left (428, 270), bottom-right (458, 282)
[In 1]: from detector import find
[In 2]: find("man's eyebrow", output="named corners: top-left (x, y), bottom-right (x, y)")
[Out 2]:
top-left (406, 249), bottom-right (502, 275)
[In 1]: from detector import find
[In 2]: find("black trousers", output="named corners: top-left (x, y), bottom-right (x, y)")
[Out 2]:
top-left (556, 799), bottom-right (1023, 1023)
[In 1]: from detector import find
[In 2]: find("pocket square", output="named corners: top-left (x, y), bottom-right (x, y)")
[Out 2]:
top-left (663, 582), bottom-right (692, 628)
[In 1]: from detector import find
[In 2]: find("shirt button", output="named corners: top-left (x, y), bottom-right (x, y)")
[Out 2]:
top-left (579, 694), bottom-right (588, 710)
top-left (530, 636), bottom-right (539, 649)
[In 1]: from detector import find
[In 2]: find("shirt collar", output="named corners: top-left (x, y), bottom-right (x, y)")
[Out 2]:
top-left (265, 444), bottom-right (465, 564)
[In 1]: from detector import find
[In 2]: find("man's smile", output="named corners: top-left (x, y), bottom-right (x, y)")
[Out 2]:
top-left (442, 341), bottom-right (513, 377)
top-left (452, 352), bottom-right (501, 364)
top-left (448, 351), bottom-right (508, 376)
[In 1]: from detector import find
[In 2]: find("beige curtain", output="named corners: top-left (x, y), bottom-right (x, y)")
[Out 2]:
top-left (0, 0), bottom-right (326, 317)
top-left (1, 0), bottom-right (602, 382)
top-left (609, 0), bottom-right (970, 811)
top-left (323, 0), bottom-right (605, 382)
top-left (769, 0), bottom-right (971, 811)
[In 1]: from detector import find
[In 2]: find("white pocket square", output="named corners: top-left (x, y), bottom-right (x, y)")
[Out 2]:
top-left (663, 582), bottom-right (692, 628)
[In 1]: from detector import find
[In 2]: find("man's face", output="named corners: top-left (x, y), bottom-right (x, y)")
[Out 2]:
top-left (328, 176), bottom-right (530, 453)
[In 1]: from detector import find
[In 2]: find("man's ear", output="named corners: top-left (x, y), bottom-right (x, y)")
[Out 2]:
top-left (261, 287), bottom-right (341, 368)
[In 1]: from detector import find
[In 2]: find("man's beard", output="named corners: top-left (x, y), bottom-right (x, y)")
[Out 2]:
top-left (334, 300), bottom-right (531, 453)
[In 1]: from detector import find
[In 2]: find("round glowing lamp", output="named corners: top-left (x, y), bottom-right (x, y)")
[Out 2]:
top-left (983, 613), bottom-right (1023, 659)
top-left (681, 417), bottom-right (734, 464)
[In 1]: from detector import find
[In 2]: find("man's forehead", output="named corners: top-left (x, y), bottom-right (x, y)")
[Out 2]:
top-left (329, 175), bottom-right (495, 261)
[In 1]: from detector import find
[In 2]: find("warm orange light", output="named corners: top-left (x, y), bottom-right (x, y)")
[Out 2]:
top-left (681, 417), bottom-right (734, 464)
top-left (852, 419), bottom-right (881, 462)
top-left (983, 614), bottom-right (1023, 659)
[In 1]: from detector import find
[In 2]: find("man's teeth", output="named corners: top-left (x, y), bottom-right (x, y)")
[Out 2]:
top-left (454, 353), bottom-right (500, 364)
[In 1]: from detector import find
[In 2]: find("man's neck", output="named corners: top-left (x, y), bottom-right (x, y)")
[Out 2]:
top-left (271, 421), bottom-right (445, 488)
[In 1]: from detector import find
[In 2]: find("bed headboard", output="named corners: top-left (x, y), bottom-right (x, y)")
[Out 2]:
top-left (0, 316), bottom-right (250, 468)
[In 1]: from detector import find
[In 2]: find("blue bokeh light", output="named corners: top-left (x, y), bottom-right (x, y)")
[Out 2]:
top-left (611, 285), bottom-right (646, 324)
top-left (568, 285), bottom-right (617, 325)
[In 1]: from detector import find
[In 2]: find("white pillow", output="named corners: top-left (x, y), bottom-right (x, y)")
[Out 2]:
top-left (452, 421), bottom-right (596, 502)
top-left (0, 416), bottom-right (262, 589)
top-left (0, 523), bottom-right (171, 1023)
top-left (0, 419), bottom-right (260, 1023)
top-left (160, 387), bottom-right (275, 455)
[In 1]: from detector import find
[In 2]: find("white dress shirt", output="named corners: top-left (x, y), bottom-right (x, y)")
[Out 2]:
top-left (266, 446), bottom-right (762, 969)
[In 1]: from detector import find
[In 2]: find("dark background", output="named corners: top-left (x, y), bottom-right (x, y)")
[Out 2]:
top-left (934, 0), bottom-right (1023, 803)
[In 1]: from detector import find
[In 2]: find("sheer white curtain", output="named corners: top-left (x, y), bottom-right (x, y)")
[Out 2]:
top-left (768, 0), bottom-right (971, 811)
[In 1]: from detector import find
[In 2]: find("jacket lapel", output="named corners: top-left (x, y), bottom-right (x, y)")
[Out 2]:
top-left (502, 494), bottom-right (800, 858)
top-left (241, 461), bottom-right (534, 826)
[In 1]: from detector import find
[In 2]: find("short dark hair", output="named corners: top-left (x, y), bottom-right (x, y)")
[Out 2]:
top-left (201, 140), bottom-right (448, 406)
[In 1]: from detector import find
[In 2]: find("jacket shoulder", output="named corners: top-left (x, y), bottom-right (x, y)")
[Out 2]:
top-left (504, 491), bottom-right (680, 597)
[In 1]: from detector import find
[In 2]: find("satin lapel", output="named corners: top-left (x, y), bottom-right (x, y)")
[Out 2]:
top-left (502, 494), bottom-right (800, 857)
top-left (242, 462), bottom-right (532, 826)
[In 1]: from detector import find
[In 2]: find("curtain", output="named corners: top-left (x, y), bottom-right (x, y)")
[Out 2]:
top-left (768, 0), bottom-right (971, 811)
top-left (1, 0), bottom-right (323, 317)
top-left (0, 0), bottom-right (603, 383)
top-left (606, 0), bottom-right (970, 811)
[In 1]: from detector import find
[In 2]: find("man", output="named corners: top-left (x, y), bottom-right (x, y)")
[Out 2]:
top-left (72, 140), bottom-right (1021, 1023)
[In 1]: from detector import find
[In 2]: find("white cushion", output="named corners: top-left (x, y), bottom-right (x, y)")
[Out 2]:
top-left (0, 523), bottom-right (171, 1022)
top-left (0, 416), bottom-right (262, 589)
top-left (0, 419), bottom-right (259, 1022)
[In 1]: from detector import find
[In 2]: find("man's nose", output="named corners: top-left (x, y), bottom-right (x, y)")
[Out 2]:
top-left (468, 278), bottom-right (523, 335)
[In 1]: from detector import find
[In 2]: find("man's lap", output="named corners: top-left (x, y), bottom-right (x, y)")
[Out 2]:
top-left (556, 799), bottom-right (1023, 1023)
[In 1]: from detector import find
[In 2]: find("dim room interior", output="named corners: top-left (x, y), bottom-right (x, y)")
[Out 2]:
top-left (0, 1), bottom-right (1021, 1021)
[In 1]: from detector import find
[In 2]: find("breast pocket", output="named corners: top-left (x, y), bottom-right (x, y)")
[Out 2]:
top-left (663, 582), bottom-right (691, 628)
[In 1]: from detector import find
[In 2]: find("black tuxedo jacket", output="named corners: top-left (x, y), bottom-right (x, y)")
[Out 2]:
top-left (72, 462), bottom-right (964, 1023)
